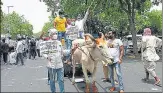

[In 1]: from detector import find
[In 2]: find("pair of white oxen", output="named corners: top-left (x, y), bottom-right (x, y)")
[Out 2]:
top-left (68, 34), bottom-right (113, 93)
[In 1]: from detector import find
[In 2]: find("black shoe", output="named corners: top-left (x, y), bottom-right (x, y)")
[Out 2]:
top-left (21, 64), bottom-right (25, 66)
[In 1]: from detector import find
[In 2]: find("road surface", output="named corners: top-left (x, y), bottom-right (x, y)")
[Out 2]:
top-left (1, 55), bottom-right (162, 92)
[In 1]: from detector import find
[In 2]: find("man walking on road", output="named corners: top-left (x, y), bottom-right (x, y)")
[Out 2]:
top-left (36, 38), bottom-right (41, 57)
top-left (15, 37), bottom-right (24, 65)
top-left (29, 38), bottom-right (36, 60)
top-left (142, 28), bottom-right (162, 85)
top-left (107, 31), bottom-right (124, 93)
top-left (41, 29), bottom-right (64, 93)
top-left (1, 39), bottom-right (9, 64)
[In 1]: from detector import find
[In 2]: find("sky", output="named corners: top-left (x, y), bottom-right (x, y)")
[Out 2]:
top-left (2, 0), bottom-right (162, 33)
top-left (2, 0), bottom-right (51, 33)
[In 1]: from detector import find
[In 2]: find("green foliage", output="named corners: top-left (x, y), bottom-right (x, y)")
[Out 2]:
top-left (135, 10), bottom-right (162, 32)
top-left (41, 0), bottom-right (161, 34)
top-left (42, 21), bottom-right (53, 37)
top-left (1, 11), bottom-right (33, 39)
top-left (147, 10), bottom-right (162, 32)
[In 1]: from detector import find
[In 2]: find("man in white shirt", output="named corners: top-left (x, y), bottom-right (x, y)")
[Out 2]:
top-left (75, 7), bottom-right (90, 39)
top-left (15, 37), bottom-right (24, 65)
top-left (142, 28), bottom-right (162, 85)
top-left (41, 29), bottom-right (64, 93)
top-left (36, 38), bottom-right (41, 57)
top-left (107, 31), bottom-right (124, 93)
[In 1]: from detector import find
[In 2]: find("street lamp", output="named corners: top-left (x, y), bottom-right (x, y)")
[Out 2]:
top-left (6, 6), bottom-right (14, 38)
top-left (7, 6), bottom-right (14, 14)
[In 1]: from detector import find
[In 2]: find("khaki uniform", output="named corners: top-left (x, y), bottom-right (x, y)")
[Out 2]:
top-left (142, 36), bottom-right (162, 77)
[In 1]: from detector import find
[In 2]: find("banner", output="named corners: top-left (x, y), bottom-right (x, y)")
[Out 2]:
top-left (40, 40), bottom-right (59, 55)
top-left (66, 26), bottom-right (79, 40)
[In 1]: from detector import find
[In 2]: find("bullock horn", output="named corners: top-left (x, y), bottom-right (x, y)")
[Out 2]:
top-left (84, 33), bottom-right (96, 42)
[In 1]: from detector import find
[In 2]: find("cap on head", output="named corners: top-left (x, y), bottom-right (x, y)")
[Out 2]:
top-left (48, 28), bottom-right (58, 37)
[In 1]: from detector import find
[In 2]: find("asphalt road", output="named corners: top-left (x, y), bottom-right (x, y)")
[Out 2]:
top-left (1, 55), bottom-right (162, 92)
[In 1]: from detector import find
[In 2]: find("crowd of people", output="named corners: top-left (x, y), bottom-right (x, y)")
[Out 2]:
top-left (0, 35), bottom-right (43, 65)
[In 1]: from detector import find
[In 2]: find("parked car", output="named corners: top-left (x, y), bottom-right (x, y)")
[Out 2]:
top-left (124, 34), bottom-right (142, 53)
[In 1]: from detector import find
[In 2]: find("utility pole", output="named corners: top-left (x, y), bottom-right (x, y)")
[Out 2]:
top-left (6, 6), bottom-right (14, 39)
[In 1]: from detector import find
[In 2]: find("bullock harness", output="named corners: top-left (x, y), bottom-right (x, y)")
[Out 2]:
top-left (77, 46), bottom-right (96, 62)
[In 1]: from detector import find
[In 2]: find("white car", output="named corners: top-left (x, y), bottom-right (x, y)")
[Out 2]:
top-left (125, 34), bottom-right (142, 53)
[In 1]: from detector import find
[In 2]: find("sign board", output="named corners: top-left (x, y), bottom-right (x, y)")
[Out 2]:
top-left (66, 26), bottom-right (79, 40)
top-left (40, 40), bottom-right (60, 55)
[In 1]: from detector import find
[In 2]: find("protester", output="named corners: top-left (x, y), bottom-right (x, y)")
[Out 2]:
top-left (75, 7), bottom-right (90, 39)
top-left (96, 32), bottom-right (118, 84)
top-left (65, 18), bottom-right (75, 50)
top-left (15, 37), bottom-right (24, 66)
top-left (36, 38), bottom-right (41, 57)
top-left (96, 32), bottom-right (110, 82)
top-left (54, 10), bottom-right (67, 46)
top-left (22, 36), bottom-right (27, 58)
top-left (1, 39), bottom-right (9, 64)
top-left (141, 28), bottom-right (162, 85)
top-left (107, 31), bottom-right (124, 92)
top-left (29, 38), bottom-right (36, 60)
top-left (41, 29), bottom-right (64, 93)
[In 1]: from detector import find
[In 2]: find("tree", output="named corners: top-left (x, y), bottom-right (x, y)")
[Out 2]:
top-left (147, 10), bottom-right (162, 33)
top-left (1, 12), bottom-right (33, 39)
top-left (0, 1), bottom-right (3, 40)
top-left (42, 21), bottom-right (53, 37)
top-left (40, 0), bottom-right (60, 17)
top-left (41, 0), bottom-right (161, 55)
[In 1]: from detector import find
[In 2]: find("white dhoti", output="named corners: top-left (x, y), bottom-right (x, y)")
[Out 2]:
top-left (143, 60), bottom-right (156, 77)
top-left (143, 47), bottom-right (159, 77)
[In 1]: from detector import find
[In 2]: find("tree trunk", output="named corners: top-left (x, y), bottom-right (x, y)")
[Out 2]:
top-left (51, 10), bottom-right (55, 18)
top-left (128, 15), bottom-right (138, 55)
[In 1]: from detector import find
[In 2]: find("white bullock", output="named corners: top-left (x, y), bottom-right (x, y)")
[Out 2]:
top-left (70, 34), bottom-right (113, 93)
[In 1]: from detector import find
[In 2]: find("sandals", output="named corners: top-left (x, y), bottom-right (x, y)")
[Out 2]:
top-left (109, 87), bottom-right (115, 92)
top-left (155, 79), bottom-right (160, 85)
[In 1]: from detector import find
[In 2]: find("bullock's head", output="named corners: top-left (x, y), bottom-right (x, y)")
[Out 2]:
top-left (84, 33), bottom-right (96, 47)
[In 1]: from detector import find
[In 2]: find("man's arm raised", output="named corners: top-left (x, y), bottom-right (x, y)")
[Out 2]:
top-left (82, 7), bottom-right (90, 24)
